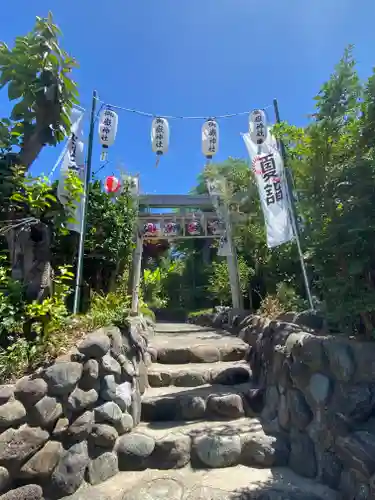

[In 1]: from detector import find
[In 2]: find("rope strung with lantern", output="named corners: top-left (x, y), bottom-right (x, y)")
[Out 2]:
top-left (95, 93), bottom-right (272, 170)
top-left (93, 95), bottom-right (272, 120)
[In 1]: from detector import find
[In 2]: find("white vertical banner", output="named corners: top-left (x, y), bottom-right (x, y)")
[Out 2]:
top-left (57, 108), bottom-right (85, 233)
top-left (242, 131), bottom-right (294, 248)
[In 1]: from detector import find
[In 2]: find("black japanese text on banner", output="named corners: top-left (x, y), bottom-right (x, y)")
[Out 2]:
top-left (243, 132), bottom-right (293, 248)
top-left (57, 108), bottom-right (85, 233)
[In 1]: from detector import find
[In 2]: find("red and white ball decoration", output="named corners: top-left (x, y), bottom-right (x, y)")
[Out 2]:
top-left (104, 175), bottom-right (121, 194)
top-left (98, 108), bottom-right (119, 161)
top-left (202, 119), bottom-right (219, 158)
top-left (249, 109), bottom-right (268, 146)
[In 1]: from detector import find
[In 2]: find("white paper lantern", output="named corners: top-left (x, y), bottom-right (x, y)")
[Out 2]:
top-left (249, 109), bottom-right (268, 146)
top-left (202, 119), bottom-right (219, 158)
top-left (98, 108), bottom-right (118, 148)
top-left (151, 117), bottom-right (169, 155)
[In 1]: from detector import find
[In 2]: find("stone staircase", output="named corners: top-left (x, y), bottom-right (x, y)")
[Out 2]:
top-left (67, 322), bottom-right (338, 500)
top-left (134, 323), bottom-right (287, 469)
top-left (128, 323), bottom-right (336, 498)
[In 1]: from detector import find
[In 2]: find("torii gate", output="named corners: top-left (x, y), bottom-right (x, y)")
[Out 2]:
top-left (130, 193), bottom-right (243, 314)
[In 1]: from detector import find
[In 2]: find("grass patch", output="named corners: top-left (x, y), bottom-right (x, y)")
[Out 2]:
top-left (187, 308), bottom-right (214, 319)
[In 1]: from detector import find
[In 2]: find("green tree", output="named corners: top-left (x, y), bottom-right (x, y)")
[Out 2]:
top-left (186, 157), bottom-right (302, 309)
top-left (273, 47), bottom-right (375, 336)
top-left (84, 180), bottom-right (136, 293)
top-left (171, 47), bottom-right (375, 329)
top-left (0, 13), bottom-right (80, 301)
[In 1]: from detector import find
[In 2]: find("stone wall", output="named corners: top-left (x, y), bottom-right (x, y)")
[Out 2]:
top-left (191, 309), bottom-right (375, 500)
top-left (0, 315), bottom-right (153, 500)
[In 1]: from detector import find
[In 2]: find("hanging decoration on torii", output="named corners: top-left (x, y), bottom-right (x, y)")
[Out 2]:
top-left (163, 221), bottom-right (180, 237)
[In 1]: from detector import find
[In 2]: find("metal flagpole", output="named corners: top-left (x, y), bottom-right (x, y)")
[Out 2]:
top-left (73, 90), bottom-right (97, 314)
top-left (272, 98), bottom-right (314, 311)
top-left (131, 230), bottom-right (143, 314)
top-left (130, 175), bottom-right (142, 315)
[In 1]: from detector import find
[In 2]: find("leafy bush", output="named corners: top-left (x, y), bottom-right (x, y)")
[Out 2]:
top-left (0, 258), bottom-right (24, 338)
top-left (207, 255), bottom-right (254, 305)
top-left (188, 308), bottom-right (214, 319)
top-left (275, 282), bottom-right (307, 312)
top-left (0, 262), bottom-right (74, 381)
top-left (79, 271), bottom-right (132, 330)
top-left (83, 291), bottom-right (129, 329)
top-left (142, 267), bottom-right (168, 309)
top-left (141, 259), bottom-right (187, 310)
top-left (258, 282), bottom-right (306, 319)
top-left (257, 295), bottom-right (285, 319)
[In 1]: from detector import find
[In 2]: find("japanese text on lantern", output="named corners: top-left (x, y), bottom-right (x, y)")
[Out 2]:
top-left (249, 109), bottom-right (267, 146)
top-left (254, 112), bottom-right (266, 144)
top-left (208, 120), bottom-right (217, 154)
top-left (259, 153), bottom-right (284, 206)
top-left (155, 117), bottom-right (164, 150)
top-left (101, 110), bottom-right (115, 144)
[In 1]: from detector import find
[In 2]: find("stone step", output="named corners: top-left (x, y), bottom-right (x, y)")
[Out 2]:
top-left (147, 361), bottom-right (251, 388)
top-left (141, 383), bottom-right (264, 422)
top-left (149, 330), bottom-right (249, 365)
top-left (65, 464), bottom-right (337, 500)
top-left (129, 417), bottom-right (289, 471)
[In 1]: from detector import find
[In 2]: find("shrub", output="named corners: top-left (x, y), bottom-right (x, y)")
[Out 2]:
top-left (258, 282), bottom-right (307, 319)
top-left (0, 262), bottom-right (74, 381)
top-left (207, 256), bottom-right (254, 305)
top-left (188, 308), bottom-right (214, 319)
top-left (258, 295), bottom-right (285, 319)
top-left (78, 271), bottom-right (132, 331)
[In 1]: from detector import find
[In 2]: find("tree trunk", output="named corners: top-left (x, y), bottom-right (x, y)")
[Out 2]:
top-left (360, 311), bottom-right (374, 340)
top-left (6, 221), bottom-right (53, 302)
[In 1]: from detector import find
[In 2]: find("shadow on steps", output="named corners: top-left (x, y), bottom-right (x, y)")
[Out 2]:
top-left (141, 384), bottom-right (265, 422)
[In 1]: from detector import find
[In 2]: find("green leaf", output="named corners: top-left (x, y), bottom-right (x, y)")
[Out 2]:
top-left (10, 101), bottom-right (27, 120)
top-left (0, 71), bottom-right (12, 89)
top-left (44, 193), bottom-right (57, 203)
top-left (7, 81), bottom-right (23, 100)
top-left (10, 193), bottom-right (27, 203)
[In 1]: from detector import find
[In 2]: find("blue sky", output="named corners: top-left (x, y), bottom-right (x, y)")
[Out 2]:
top-left (2, 0), bottom-right (375, 195)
